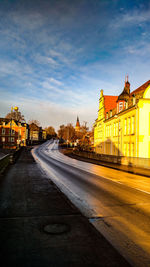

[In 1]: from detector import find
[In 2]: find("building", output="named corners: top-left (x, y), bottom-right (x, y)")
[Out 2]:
top-left (0, 118), bottom-right (29, 149)
top-left (42, 129), bottom-right (47, 140)
top-left (94, 78), bottom-right (150, 159)
top-left (75, 116), bottom-right (80, 132)
top-left (29, 123), bottom-right (43, 143)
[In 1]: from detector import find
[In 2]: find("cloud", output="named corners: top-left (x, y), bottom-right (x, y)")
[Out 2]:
top-left (0, 59), bottom-right (33, 77)
top-left (109, 8), bottom-right (150, 31)
top-left (0, 92), bottom-right (96, 131)
top-left (33, 54), bottom-right (59, 66)
top-left (48, 78), bottom-right (63, 86)
top-left (0, 0), bottom-right (150, 131)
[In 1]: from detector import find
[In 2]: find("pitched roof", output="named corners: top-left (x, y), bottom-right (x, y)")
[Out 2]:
top-left (29, 123), bottom-right (40, 130)
top-left (130, 80), bottom-right (150, 96)
top-left (104, 95), bottom-right (117, 115)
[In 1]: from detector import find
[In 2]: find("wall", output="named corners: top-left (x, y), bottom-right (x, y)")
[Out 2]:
top-left (73, 150), bottom-right (150, 170)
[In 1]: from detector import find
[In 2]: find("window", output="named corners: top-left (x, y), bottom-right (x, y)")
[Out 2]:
top-left (131, 143), bottom-right (134, 157)
top-left (114, 123), bottom-right (116, 136)
top-left (119, 121), bottom-right (121, 136)
top-left (124, 119), bottom-right (127, 135)
top-left (2, 128), bottom-right (5, 135)
top-left (119, 102), bottom-right (123, 112)
top-left (110, 124), bottom-right (112, 137)
top-left (127, 143), bottom-right (130, 157)
top-left (116, 122), bottom-right (118, 136)
top-left (11, 129), bottom-right (15, 135)
top-left (131, 116), bottom-right (135, 134)
top-left (113, 143), bottom-right (116, 155)
top-left (128, 118), bottom-right (131, 135)
top-left (124, 143), bottom-right (127, 156)
top-left (8, 137), bottom-right (14, 142)
top-left (2, 137), bottom-right (5, 142)
top-left (108, 125), bottom-right (110, 137)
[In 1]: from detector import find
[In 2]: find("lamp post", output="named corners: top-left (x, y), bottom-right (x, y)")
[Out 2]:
top-left (10, 118), bottom-right (12, 150)
top-left (118, 121), bottom-right (120, 156)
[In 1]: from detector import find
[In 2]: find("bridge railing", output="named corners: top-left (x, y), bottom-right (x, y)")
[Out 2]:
top-left (0, 154), bottom-right (10, 174)
top-left (0, 147), bottom-right (23, 174)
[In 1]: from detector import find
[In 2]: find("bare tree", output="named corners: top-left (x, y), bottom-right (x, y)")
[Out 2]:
top-left (6, 107), bottom-right (25, 122)
top-left (57, 123), bottom-right (75, 142)
top-left (57, 125), bottom-right (65, 139)
top-left (45, 126), bottom-right (56, 139)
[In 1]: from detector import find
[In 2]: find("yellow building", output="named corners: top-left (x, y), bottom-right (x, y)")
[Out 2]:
top-left (94, 79), bottom-right (150, 159)
top-left (0, 118), bottom-right (29, 148)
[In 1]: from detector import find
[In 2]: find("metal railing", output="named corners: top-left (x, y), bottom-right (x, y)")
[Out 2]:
top-left (0, 154), bottom-right (10, 174)
top-left (0, 147), bottom-right (23, 174)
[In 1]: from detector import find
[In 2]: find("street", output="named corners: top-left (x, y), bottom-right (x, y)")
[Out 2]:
top-left (33, 140), bottom-right (150, 267)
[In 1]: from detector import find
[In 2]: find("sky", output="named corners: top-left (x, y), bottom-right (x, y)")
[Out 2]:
top-left (0, 0), bottom-right (150, 131)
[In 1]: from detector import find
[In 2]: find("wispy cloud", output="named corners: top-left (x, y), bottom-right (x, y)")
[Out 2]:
top-left (0, 0), bottom-right (150, 130)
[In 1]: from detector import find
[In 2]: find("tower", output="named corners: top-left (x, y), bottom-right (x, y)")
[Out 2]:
top-left (75, 116), bottom-right (80, 132)
top-left (116, 75), bottom-right (130, 113)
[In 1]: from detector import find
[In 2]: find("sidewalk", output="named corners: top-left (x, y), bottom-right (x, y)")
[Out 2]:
top-left (63, 150), bottom-right (150, 178)
top-left (0, 147), bottom-right (130, 267)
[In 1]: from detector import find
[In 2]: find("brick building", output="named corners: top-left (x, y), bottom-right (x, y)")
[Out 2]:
top-left (0, 118), bottom-right (29, 149)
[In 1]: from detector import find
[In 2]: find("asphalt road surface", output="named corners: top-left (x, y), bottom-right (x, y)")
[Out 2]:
top-left (33, 140), bottom-right (150, 267)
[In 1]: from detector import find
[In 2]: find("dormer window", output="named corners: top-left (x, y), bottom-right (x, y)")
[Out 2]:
top-left (132, 94), bottom-right (136, 105)
top-left (126, 101), bottom-right (128, 109)
top-left (119, 102), bottom-right (123, 112)
top-left (106, 112), bottom-right (108, 119)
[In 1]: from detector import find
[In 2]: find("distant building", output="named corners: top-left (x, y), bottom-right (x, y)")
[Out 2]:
top-left (94, 78), bottom-right (150, 158)
top-left (0, 118), bottom-right (29, 149)
top-left (29, 123), bottom-right (43, 143)
top-left (75, 116), bottom-right (80, 132)
top-left (42, 129), bottom-right (47, 140)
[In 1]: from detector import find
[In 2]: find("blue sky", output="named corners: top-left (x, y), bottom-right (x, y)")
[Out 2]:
top-left (0, 0), bottom-right (150, 130)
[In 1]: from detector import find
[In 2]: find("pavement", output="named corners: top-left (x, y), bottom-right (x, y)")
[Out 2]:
top-left (0, 147), bottom-right (131, 267)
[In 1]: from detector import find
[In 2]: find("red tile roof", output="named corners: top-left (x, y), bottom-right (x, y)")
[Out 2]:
top-left (104, 95), bottom-right (117, 116)
top-left (130, 80), bottom-right (150, 96)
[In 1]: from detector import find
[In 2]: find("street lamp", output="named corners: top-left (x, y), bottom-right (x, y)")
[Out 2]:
top-left (10, 118), bottom-right (12, 150)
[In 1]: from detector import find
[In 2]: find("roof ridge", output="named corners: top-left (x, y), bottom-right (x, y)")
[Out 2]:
top-left (131, 80), bottom-right (150, 95)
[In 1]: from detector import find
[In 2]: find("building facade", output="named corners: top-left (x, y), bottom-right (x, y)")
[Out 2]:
top-left (94, 79), bottom-right (150, 159)
top-left (29, 123), bottom-right (43, 143)
top-left (0, 118), bottom-right (29, 149)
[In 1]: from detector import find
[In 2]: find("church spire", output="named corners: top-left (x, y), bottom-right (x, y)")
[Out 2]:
top-left (75, 116), bottom-right (80, 132)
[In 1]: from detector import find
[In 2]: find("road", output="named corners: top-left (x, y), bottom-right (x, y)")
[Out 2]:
top-left (33, 140), bottom-right (150, 267)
